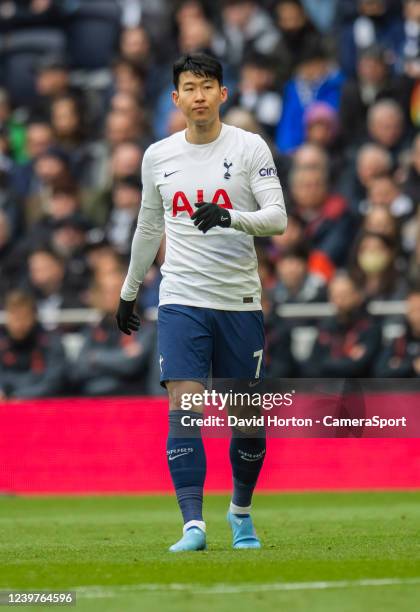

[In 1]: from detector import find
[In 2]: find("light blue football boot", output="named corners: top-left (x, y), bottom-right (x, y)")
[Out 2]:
top-left (169, 527), bottom-right (206, 552)
top-left (227, 511), bottom-right (261, 549)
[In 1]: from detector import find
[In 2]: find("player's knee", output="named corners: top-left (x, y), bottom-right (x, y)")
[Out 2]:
top-left (166, 380), bottom-right (205, 413)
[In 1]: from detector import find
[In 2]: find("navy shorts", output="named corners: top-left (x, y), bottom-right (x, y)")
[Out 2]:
top-left (157, 305), bottom-right (265, 387)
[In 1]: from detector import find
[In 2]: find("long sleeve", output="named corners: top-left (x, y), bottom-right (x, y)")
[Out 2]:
top-left (229, 136), bottom-right (287, 237)
top-left (120, 148), bottom-right (165, 301)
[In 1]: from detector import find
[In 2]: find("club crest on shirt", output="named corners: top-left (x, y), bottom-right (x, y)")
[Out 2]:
top-left (224, 159), bottom-right (233, 180)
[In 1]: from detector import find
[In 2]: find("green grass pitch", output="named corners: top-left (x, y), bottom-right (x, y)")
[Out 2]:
top-left (1, 491), bottom-right (419, 611)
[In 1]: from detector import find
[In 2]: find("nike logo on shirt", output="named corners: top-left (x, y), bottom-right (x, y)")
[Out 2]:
top-left (164, 170), bottom-right (180, 177)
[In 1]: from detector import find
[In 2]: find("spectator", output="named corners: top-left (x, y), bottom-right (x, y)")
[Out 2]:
top-left (340, 143), bottom-right (393, 213)
top-left (35, 55), bottom-right (70, 103)
top-left (0, 290), bottom-right (66, 399)
top-left (303, 101), bottom-right (345, 181)
top-left (304, 102), bottom-right (339, 149)
top-left (86, 244), bottom-right (126, 285)
top-left (402, 131), bottom-right (420, 205)
top-left (86, 110), bottom-right (147, 198)
top-left (110, 92), bottom-right (144, 125)
top-left (105, 111), bottom-right (144, 149)
top-left (19, 181), bottom-right (81, 253)
top-left (11, 120), bottom-right (54, 200)
top-left (25, 246), bottom-right (85, 326)
top-left (339, 45), bottom-right (402, 148)
top-left (375, 287), bottom-right (420, 376)
top-left (110, 141), bottom-right (143, 179)
top-left (23, 146), bottom-right (74, 227)
top-left (50, 95), bottom-right (86, 153)
top-left (49, 214), bottom-right (92, 298)
top-left (272, 0), bottom-right (324, 85)
top-left (293, 142), bottom-right (329, 172)
top-left (105, 175), bottom-right (141, 256)
top-left (0, 0), bottom-right (419, 391)
top-left (0, 0), bottom-right (62, 31)
top-left (338, 0), bottom-right (405, 77)
top-left (349, 231), bottom-right (409, 302)
top-left (275, 40), bottom-right (344, 152)
top-left (363, 173), bottom-right (414, 219)
top-left (266, 213), bottom-right (305, 265)
top-left (272, 243), bottom-right (327, 306)
top-left (397, 0), bottom-right (420, 74)
top-left (120, 25), bottom-right (153, 70)
top-left (33, 55), bottom-right (86, 119)
top-left (367, 99), bottom-right (407, 160)
top-left (177, 13), bottom-right (224, 59)
top-left (84, 140), bottom-right (144, 226)
top-left (362, 205), bottom-right (400, 243)
top-left (112, 57), bottom-right (148, 101)
top-left (69, 271), bottom-right (155, 396)
top-left (301, 272), bottom-right (382, 377)
top-left (221, 0), bottom-right (280, 66)
top-left (225, 52), bottom-right (282, 137)
top-left (289, 165), bottom-right (355, 280)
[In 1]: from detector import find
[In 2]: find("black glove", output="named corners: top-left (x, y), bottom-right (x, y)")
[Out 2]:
top-left (116, 298), bottom-right (140, 335)
top-left (191, 202), bottom-right (231, 234)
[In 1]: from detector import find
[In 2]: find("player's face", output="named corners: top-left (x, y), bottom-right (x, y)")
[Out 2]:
top-left (172, 72), bottom-right (227, 126)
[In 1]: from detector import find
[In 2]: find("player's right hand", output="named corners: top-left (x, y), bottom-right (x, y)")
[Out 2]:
top-left (116, 298), bottom-right (140, 335)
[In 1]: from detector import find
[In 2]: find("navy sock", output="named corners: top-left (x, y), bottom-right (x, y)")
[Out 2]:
top-left (229, 430), bottom-right (266, 513)
top-left (167, 410), bottom-right (206, 525)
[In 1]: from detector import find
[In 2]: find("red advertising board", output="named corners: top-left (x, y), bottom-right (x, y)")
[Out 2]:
top-left (0, 397), bottom-right (419, 493)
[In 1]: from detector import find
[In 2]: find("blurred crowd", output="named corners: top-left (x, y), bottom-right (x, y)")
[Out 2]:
top-left (0, 0), bottom-right (420, 398)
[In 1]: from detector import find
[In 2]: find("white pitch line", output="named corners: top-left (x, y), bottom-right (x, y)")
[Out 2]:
top-left (70, 577), bottom-right (420, 598)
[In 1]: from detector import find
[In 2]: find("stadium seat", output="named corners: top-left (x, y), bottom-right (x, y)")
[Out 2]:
top-left (0, 29), bottom-right (66, 106)
top-left (65, 1), bottom-right (121, 69)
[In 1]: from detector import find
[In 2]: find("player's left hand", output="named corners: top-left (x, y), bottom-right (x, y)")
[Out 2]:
top-left (116, 298), bottom-right (140, 335)
top-left (191, 202), bottom-right (231, 234)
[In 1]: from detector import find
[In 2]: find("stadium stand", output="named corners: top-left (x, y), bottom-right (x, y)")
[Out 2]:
top-left (0, 0), bottom-right (419, 397)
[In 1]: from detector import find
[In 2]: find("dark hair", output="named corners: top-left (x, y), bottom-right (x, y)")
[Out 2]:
top-left (296, 39), bottom-right (329, 66)
top-left (173, 53), bottom-right (223, 89)
top-left (51, 181), bottom-right (79, 199)
top-left (29, 245), bottom-right (65, 265)
top-left (358, 230), bottom-right (396, 251)
top-left (281, 243), bottom-right (310, 262)
top-left (113, 174), bottom-right (140, 190)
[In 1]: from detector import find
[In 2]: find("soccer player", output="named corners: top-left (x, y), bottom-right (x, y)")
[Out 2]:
top-left (116, 53), bottom-right (287, 552)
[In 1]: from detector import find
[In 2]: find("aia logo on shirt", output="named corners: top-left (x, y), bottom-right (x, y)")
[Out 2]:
top-left (172, 189), bottom-right (233, 217)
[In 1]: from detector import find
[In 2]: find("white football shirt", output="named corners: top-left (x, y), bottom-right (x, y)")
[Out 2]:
top-left (121, 123), bottom-right (287, 310)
